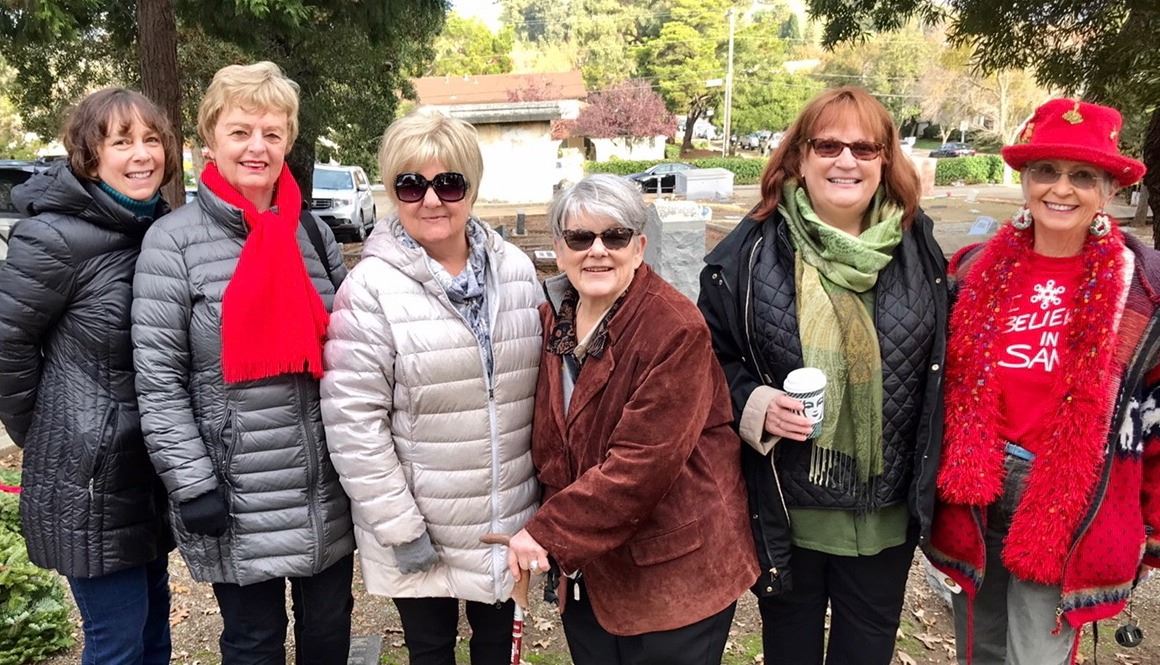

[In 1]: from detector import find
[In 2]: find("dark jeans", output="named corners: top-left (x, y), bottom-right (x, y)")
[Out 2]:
top-left (561, 578), bottom-right (736, 665)
top-left (212, 554), bottom-right (354, 665)
top-left (393, 596), bottom-right (515, 665)
top-left (758, 535), bottom-right (917, 665)
top-left (66, 555), bottom-right (172, 665)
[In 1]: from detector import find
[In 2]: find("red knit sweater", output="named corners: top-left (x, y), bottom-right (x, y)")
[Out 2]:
top-left (927, 229), bottom-right (1160, 654)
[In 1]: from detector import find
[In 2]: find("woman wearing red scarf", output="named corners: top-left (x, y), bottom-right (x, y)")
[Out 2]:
top-left (132, 62), bottom-right (354, 665)
top-left (927, 99), bottom-right (1157, 664)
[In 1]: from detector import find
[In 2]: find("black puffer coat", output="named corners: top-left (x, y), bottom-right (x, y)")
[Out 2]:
top-left (0, 164), bottom-right (173, 578)
top-left (698, 210), bottom-right (948, 598)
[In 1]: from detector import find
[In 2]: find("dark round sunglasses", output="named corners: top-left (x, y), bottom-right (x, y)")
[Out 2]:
top-left (806, 138), bottom-right (884, 161)
top-left (560, 227), bottom-right (637, 251)
top-left (394, 172), bottom-right (468, 203)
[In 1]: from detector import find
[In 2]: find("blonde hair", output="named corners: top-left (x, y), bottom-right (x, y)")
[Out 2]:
top-left (197, 61), bottom-right (300, 147)
top-left (377, 109), bottom-right (484, 208)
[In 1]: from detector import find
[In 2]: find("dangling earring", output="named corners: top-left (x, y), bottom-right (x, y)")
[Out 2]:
top-left (1090, 211), bottom-right (1112, 237)
top-left (1012, 207), bottom-right (1033, 230)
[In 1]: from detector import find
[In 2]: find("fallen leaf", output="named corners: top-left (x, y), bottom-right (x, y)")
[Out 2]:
top-left (533, 617), bottom-right (554, 632)
top-left (915, 633), bottom-right (942, 650)
top-left (170, 583), bottom-right (191, 594)
top-left (897, 651), bottom-right (916, 665)
top-left (753, 654), bottom-right (764, 664)
top-left (169, 606), bottom-right (190, 627)
top-left (531, 638), bottom-right (551, 648)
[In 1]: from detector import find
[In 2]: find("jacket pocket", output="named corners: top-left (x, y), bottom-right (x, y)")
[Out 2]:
top-left (218, 406), bottom-right (238, 482)
top-left (85, 406), bottom-right (118, 482)
top-left (628, 518), bottom-right (704, 567)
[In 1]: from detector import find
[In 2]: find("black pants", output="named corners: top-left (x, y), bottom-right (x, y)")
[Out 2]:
top-left (561, 578), bottom-right (736, 665)
top-left (758, 537), bottom-right (916, 665)
top-left (211, 554), bottom-right (354, 665)
top-left (393, 596), bottom-right (515, 665)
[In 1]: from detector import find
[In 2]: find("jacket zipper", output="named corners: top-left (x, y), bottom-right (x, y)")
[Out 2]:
top-left (296, 376), bottom-right (325, 573)
top-left (436, 270), bottom-right (505, 601)
top-left (1056, 313), bottom-right (1160, 623)
top-left (742, 237), bottom-right (791, 534)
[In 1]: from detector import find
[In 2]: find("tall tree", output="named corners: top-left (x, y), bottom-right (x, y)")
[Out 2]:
top-left (807, 0), bottom-right (1160, 243)
top-left (430, 14), bottom-right (514, 76)
top-left (574, 80), bottom-right (674, 139)
top-left (637, 0), bottom-right (735, 153)
top-left (728, 9), bottom-right (822, 135)
top-left (1, 1), bottom-right (448, 194)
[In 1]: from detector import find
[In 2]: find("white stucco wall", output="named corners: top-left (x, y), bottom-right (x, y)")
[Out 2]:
top-left (589, 135), bottom-right (669, 162)
top-left (475, 122), bottom-right (560, 204)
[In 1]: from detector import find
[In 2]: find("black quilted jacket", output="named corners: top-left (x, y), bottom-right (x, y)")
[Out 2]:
top-left (0, 164), bottom-right (173, 578)
top-left (698, 210), bottom-right (948, 597)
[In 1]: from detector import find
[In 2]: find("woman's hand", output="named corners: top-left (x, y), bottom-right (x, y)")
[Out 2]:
top-left (506, 528), bottom-right (550, 582)
top-left (764, 393), bottom-right (814, 442)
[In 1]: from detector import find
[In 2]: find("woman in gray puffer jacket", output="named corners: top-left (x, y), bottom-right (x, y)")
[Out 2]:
top-left (132, 62), bottom-right (354, 665)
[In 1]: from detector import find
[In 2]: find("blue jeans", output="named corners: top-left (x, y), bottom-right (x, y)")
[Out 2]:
top-left (66, 555), bottom-right (172, 665)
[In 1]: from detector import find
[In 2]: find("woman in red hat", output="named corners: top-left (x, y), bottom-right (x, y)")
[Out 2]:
top-left (927, 98), bottom-right (1155, 665)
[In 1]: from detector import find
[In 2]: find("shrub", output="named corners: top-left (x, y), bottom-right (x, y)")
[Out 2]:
top-left (585, 157), bottom-right (766, 185)
top-left (0, 471), bottom-right (74, 665)
top-left (935, 155), bottom-right (1002, 185)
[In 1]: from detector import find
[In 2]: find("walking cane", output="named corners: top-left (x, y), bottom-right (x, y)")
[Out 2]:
top-left (481, 533), bottom-right (532, 665)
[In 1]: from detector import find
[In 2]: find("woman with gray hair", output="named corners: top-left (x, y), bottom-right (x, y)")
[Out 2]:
top-left (504, 174), bottom-right (758, 665)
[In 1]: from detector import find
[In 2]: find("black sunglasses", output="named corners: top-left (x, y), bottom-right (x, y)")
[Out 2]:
top-left (806, 138), bottom-right (884, 161)
top-left (394, 172), bottom-right (468, 203)
top-left (1026, 163), bottom-right (1105, 191)
top-left (560, 227), bottom-right (637, 251)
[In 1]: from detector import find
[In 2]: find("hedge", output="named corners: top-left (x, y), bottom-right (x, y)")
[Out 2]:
top-left (586, 157), bottom-right (766, 185)
top-left (934, 155), bottom-right (1008, 186)
top-left (0, 469), bottom-right (74, 665)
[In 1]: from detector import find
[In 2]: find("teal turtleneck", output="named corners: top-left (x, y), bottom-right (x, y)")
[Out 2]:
top-left (98, 181), bottom-right (161, 219)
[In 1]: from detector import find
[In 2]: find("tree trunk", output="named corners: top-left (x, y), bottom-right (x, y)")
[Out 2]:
top-left (1134, 186), bottom-right (1149, 227)
top-left (680, 113), bottom-right (698, 154)
top-left (135, 0), bottom-right (184, 209)
top-left (1144, 106), bottom-right (1160, 249)
top-left (287, 140), bottom-right (317, 208)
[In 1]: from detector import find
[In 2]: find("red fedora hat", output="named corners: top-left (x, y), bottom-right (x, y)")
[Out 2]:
top-left (1002, 98), bottom-right (1146, 187)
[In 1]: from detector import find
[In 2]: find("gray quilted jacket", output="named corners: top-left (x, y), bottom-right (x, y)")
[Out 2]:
top-left (131, 185), bottom-right (355, 586)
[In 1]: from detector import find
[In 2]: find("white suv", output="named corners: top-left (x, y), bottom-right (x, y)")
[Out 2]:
top-left (311, 164), bottom-right (376, 243)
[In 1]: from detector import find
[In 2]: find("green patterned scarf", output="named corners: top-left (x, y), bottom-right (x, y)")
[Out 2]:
top-left (779, 179), bottom-right (903, 493)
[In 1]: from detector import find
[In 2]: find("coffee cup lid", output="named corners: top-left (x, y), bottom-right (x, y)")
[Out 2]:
top-left (784, 367), bottom-right (826, 393)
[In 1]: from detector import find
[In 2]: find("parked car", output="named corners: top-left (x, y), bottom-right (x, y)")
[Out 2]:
top-left (929, 142), bottom-right (977, 158)
top-left (740, 133), bottom-right (763, 150)
top-left (0, 159), bottom-right (54, 266)
top-left (625, 162), bottom-right (694, 194)
top-left (310, 164), bottom-right (376, 243)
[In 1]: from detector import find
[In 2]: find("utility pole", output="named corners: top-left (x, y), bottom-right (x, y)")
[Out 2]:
top-left (722, 7), bottom-right (736, 158)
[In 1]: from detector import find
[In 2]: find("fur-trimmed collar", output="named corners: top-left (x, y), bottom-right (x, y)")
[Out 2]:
top-left (938, 222), bottom-right (1129, 583)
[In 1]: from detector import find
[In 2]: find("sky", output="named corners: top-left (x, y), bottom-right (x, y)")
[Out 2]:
top-left (451, 0), bottom-right (503, 30)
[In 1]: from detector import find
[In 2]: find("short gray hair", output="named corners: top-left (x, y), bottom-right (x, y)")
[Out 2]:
top-left (547, 174), bottom-right (649, 238)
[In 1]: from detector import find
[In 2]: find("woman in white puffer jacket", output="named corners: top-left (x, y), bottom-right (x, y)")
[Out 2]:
top-left (320, 109), bottom-right (542, 665)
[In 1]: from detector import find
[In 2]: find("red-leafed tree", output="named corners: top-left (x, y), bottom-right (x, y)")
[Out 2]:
top-left (575, 80), bottom-right (675, 139)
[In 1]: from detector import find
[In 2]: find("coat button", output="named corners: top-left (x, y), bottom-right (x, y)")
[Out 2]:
top-left (935, 277), bottom-right (943, 284)
top-left (752, 514), bottom-right (759, 519)
top-left (766, 586), bottom-right (774, 592)
top-left (931, 363), bottom-right (940, 371)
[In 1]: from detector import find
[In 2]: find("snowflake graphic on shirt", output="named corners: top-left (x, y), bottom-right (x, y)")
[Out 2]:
top-left (1029, 280), bottom-right (1066, 310)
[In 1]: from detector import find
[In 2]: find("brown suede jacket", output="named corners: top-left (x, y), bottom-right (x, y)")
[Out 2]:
top-left (525, 264), bottom-right (759, 636)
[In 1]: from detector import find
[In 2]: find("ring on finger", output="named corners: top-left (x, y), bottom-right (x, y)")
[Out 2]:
top-left (529, 559), bottom-right (540, 573)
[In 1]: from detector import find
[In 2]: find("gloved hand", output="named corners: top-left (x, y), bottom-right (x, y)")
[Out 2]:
top-left (394, 530), bottom-right (438, 574)
top-left (179, 487), bottom-right (229, 537)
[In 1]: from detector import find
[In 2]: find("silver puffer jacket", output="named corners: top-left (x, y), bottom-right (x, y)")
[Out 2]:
top-left (131, 185), bottom-right (354, 586)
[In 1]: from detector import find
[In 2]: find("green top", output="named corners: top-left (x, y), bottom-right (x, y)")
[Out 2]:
top-left (789, 503), bottom-right (910, 556)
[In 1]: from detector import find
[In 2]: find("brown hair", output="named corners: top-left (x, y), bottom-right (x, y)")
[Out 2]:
top-left (753, 86), bottom-right (921, 226)
top-left (63, 88), bottom-right (181, 185)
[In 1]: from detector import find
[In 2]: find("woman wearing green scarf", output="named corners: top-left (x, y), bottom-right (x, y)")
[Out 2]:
top-left (699, 86), bottom-right (949, 665)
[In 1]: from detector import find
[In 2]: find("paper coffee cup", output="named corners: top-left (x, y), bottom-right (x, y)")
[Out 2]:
top-left (784, 368), bottom-right (826, 439)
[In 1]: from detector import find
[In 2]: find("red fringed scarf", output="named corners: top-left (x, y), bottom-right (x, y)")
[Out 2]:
top-left (938, 222), bottom-right (1128, 584)
top-left (201, 162), bottom-right (329, 384)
